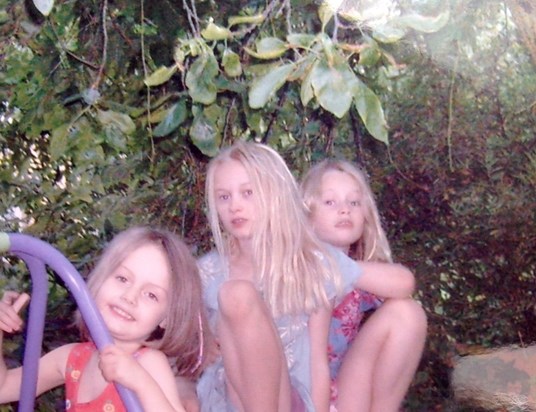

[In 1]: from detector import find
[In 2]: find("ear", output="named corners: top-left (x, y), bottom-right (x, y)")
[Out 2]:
top-left (159, 317), bottom-right (167, 329)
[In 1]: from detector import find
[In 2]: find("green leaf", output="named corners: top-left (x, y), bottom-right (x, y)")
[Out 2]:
top-left (144, 65), bottom-right (178, 87)
top-left (300, 60), bottom-right (315, 107)
top-left (153, 101), bottom-right (187, 137)
top-left (228, 13), bottom-right (264, 27)
top-left (190, 108), bottom-right (221, 157)
top-left (395, 12), bottom-right (450, 33)
top-left (287, 33), bottom-right (317, 49)
top-left (248, 63), bottom-right (294, 109)
top-left (186, 53), bottom-right (219, 104)
top-left (311, 57), bottom-right (357, 118)
top-left (201, 21), bottom-right (232, 40)
top-left (244, 37), bottom-right (288, 60)
top-left (50, 124), bottom-right (69, 161)
top-left (359, 43), bottom-right (381, 66)
top-left (96, 110), bottom-right (136, 135)
top-left (353, 80), bottom-right (388, 145)
top-left (372, 25), bottom-right (407, 43)
top-left (318, 2), bottom-right (334, 31)
top-left (222, 49), bottom-right (242, 77)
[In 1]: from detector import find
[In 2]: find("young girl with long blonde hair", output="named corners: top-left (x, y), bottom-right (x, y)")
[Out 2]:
top-left (301, 159), bottom-right (427, 412)
top-left (196, 142), bottom-right (416, 412)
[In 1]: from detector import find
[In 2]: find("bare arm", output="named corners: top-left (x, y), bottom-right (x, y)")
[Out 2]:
top-left (0, 291), bottom-right (68, 403)
top-left (308, 304), bottom-right (333, 412)
top-left (99, 345), bottom-right (186, 412)
top-left (175, 375), bottom-right (199, 412)
top-left (355, 261), bottom-right (415, 298)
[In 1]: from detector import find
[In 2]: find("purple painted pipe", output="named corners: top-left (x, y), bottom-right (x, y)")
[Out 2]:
top-left (0, 233), bottom-right (143, 412)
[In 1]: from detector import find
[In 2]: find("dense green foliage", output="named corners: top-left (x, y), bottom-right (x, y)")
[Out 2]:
top-left (1, 0), bottom-right (535, 410)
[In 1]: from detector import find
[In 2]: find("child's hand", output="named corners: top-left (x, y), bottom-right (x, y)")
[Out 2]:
top-left (98, 344), bottom-right (143, 388)
top-left (0, 292), bottom-right (30, 333)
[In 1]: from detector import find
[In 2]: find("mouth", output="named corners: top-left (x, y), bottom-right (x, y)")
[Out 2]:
top-left (335, 220), bottom-right (353, 228)
top-left (110, 305), bottom-right (134, 321)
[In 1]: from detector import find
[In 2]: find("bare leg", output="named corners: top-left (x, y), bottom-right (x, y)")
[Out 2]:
top-left (217, 280), bottom-right (292, 412)
top-left (335, 298), bottom-right (427, 412)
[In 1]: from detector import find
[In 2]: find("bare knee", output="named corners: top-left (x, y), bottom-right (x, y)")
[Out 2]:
top-left (379, 298), bottom-right (428, 335)
top-left (218, 279), bottom-right (263, 322)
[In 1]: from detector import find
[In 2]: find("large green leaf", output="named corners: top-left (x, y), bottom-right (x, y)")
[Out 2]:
top-left (153, 101), bottom-right (187, 137)
top-left (185, 52), bottom-right (219, 104)
top-left (310, 56), bottom-right (358, 118)
top-left (248, 63), bottom-right (294, 109)
top-left (353, 80), bottom-right (388, 145)
top-left (189, 107), bottom-right (221, 157)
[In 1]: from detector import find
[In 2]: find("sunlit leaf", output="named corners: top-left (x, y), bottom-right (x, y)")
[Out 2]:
top-left (318, 2), bottom-right (334, 31)
top-left (228, 13), bottom-right (264, 27)
top-left (248, 63), bottom-right (294, 108)
top-left (396, 12), bottom-right (450, 33)
top-left (353, 80), bottom-right (388, 144)
top-left (33, 0), bottom-right (54, 16)
top-left (244, 37), bottom-right (288, 60)
top-left (201, 21), bottom-right (232, 40)
top-left (144, 65), bottom-right (177, 87)
top-left (153, 100), bottom-right (187, 137)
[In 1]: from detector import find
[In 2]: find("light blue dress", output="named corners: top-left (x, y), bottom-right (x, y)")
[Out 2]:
top-left (196, 245), bottom-right (363, 412)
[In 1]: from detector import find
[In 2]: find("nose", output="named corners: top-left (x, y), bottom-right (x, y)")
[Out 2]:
top-left (121, 287), bottom-right (137, 305)
top-left (229, 196), bottom-right (243, 212)
top-left (338, 203), bottom-right (350, 214)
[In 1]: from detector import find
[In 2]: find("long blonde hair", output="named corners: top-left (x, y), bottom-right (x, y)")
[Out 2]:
top-left (205, 141), bottom-right (339, 316)
top-left (78, 226), bottom-right (209, 378)
top-left (301, 159), bottom-right (392, 263)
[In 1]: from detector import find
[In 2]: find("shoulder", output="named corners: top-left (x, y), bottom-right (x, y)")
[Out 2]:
top-left (137, 348), bottom-right (174, 373)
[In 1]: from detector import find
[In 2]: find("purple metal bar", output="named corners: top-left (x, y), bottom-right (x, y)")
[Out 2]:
top-left (1, 233), bottom-right (142, 412)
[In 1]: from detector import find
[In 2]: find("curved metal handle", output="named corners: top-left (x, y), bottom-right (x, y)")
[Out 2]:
top-left (1, 233), bottom-right (143, 412)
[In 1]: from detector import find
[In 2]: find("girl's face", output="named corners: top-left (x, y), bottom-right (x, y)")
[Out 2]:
top-left (213, 159), bottom-right (256, 243)
top-left (310, 170), bottom-right (365, 254)
top-left (94, 243), bottom-right (170, 349)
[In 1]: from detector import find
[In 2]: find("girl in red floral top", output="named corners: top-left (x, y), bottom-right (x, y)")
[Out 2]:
top-left (301, 160), bottom-right (428, 412)
top-left (0, 226), bottom-right (208, 412)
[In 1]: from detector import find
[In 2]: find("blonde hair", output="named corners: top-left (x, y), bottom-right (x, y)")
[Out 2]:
top-left (205, 141), bottom-right (339, 316)
top-left (78, 226), bottom-right (209, 378)
top-left (301, 159), bottom-right (392, 263)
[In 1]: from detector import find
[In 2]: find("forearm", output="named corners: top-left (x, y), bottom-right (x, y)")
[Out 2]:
top-left (310, 361), bottom-right (330, 412)
top-left (132, 375), bottom-right (186, 412)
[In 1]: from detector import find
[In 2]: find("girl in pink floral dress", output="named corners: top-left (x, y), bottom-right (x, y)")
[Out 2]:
top-left (301, 160), bottom-right (428, 412)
